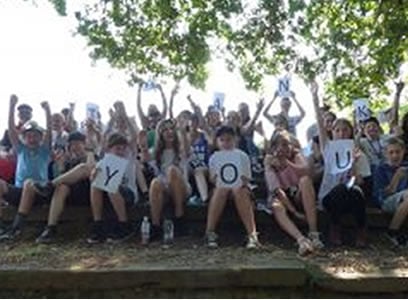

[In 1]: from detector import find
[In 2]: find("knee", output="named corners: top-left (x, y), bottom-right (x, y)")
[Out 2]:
top-left (23, 179), bottom-right (35, 190)
top-left (299, 175), bottom-right (313, 188)
top-left (167, 166), bottom-right (180, 180)
top-left (78, 163), bottom-right (92, 177)
top-left (272, 200), bottom-right (286, 214)
top-left (149, 179), bottom-right (163, 194)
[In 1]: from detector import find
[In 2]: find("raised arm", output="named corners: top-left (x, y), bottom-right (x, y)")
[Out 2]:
top-left (65, 102), bottom-right (76, 132)
top-left (310, 80), bottom-right (328, 153)
top-left (156, 84), bottom-right (168, 119)
top-left (241, 98), bottom-right (265, 136)
top-left (137, 82), bottom-right (149, 129)
top-left (168, 83), bottom-right (179, 120)
top-left (389, 81), bottom-right (405, 131)
top-left (8, 95), bottom-right (19, 149)
top-left (291, 91), bottom-right (306, 121)
top-left (40, 101), bottom-right (52, 149)
top-left (263, 91), bottom-right (279, 123)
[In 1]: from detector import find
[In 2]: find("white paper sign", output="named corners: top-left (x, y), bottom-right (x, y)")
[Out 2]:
top-left (143, 79), bottom-right (157, 91)
top-left (325, 140), bottom-right (354, 175)
top-left (213, 92), bottom-right (225, 110)
top-left (92, 154), bottom-right (129, 193)
top-left (278, 76), bottom-right (291, 97)
top-left (209, 150), bottom-right (251, 188)
top-left (353, 98), bottom-right (370, 122)
top-left (86, 103), bottom-right (100, 122)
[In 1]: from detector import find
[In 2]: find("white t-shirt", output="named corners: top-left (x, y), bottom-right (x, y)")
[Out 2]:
top-left (318, 142), bottom-right (371, 205)
top-left (209, 148), bottom-right (252, 188)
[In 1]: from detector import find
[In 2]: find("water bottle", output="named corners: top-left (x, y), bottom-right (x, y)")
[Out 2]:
top-left (163, 219), bottom-right (174, 245)
top-left (140, 216), bottom-right (150, 245)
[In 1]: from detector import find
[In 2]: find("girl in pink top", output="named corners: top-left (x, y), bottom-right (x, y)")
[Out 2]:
top-left (264, 130), bottom-right (323, 255)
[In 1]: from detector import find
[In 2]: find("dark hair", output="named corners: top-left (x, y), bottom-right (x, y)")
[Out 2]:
top-left (216, 126), bottom-right (236, 138)
top-left (385, 136), bottom-right (405, 149)
top-left (107, 133), bottom-right (128, 149)
top-left (268, 130), bottom-right (299, 158)
top-left (17, 104), bottom-right (33, 112)
top-left (363, 117), bottom-right (380, 127)
top-left (68, 131), bottom-right (86, 143)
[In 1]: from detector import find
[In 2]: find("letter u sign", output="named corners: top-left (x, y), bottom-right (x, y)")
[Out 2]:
top-left (335, 151), bottom-right (351, 169)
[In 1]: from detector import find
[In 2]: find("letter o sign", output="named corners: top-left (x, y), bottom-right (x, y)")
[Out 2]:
top-left (220, 163), bottom-right (238, 185)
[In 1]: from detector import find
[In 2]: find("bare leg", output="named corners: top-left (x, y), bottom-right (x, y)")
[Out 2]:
top-left (298, 176), bottom-right (318, 232)
top-left (135, 160), bottom-right (148, 194)
top-left (232, 187), bottom-right (257, 235)
top-left (389, 192), bottom-right (408, 230)
top-left (149, 178), bottom-right (164, 226)
top-left (167, 166), bottom-right (188, 218)
top-left (18, 179), bottom-right (38, 215)
top-left (194, 168), bottom-right (209, 202)
top-left (52, 163), bottom-right (93, 186)
top-left (47, 184), bottom-right (71, 226)
top-left (206, 187), bottom-right (229, 232)
top-left (272, 199), bottom-right (304, 241)
top-left (90, 187), bottom-right (104, 221)
top-left (108, 192), bottom-right (128, 222)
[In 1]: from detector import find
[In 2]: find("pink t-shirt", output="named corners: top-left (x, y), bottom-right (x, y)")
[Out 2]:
top-left (265, 163), bottom-right (301, 192)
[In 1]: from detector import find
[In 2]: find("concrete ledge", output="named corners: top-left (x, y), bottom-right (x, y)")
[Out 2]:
top-left (0, 262), bottom-right (306, 290)
top-left (310, 268), bottom-right (408, 294)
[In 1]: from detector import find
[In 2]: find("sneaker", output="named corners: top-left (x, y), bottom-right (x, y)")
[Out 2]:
top-left (36, 226), bottom-right (57, 244)
top-left (246, 232), bottom-right (260, 249)
top-left (33, 182), bottom-right (55, 198)
top-left (206, 231), bottom-right (218, 249)
top-left (0, 228), bottom-right (21, 242)
top-left (386, 231), bottom-right (407, 247)
top-left (86, 222), bottom-right (105, 244)
top-left (308, 232), bottom-right (324, 250)
top-left (107, 222), bottom-right (135, 243)
top-left (297, 237), bottom-right (313, 256)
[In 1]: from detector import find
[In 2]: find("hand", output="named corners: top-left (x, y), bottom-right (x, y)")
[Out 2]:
top-left (69, 102), bottom-right (75, 110)
top-left (138, 81), bottom-right (144, 90)
top-left (40, 101), bottom-right (50, 111)
top-left (10, 94), bottom-right (18, 107)
top-left (396, 81), bottom-right (405, 93)
top-left (352, 147), bottom-right (362, 161)
top-left (310, 80), bottom-right (319, 95)
top-left (273, 90), bottom-right (279, 99)
top-left (256, 98), bottom-right (265, 111)
top-left (90, 167), bottom-right (101, 181)
top-left (395, 167), bottom-right (407, 180)
top-left (171, 83), bottom-right (180, 96)
top-left (155, 83), bottom-right (162, 90)
top-left (241, 175), bottom-right (250, 187)
top-left (290, 91), bottom-right (296, 98)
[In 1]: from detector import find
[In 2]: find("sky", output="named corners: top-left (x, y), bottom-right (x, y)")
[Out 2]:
top-left (0, 1), bottom-right (340, 146)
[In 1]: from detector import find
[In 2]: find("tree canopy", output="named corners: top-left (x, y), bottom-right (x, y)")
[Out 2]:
top-left (35, 0), bottom-right (408, 107)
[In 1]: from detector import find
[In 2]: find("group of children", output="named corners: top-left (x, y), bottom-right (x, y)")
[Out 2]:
top-left (0, 79), bottom-right (406, 256)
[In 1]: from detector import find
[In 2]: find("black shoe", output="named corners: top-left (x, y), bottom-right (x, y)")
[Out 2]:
top-left (386, 231), bottom-right (407, 247)
top-left (0, 228), bottom-right (21, 242)
top-left (86, 221), bottom-right (106, 244)
top-left (107, 222), bottom-right (135, 244)
top-left (34, 182), bottom-right (55, 198)
top-left (36, 226), bottom-right (57, 244)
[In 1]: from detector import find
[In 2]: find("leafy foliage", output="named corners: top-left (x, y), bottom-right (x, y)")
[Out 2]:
top-left (31, 0), bottom-right (408, 108)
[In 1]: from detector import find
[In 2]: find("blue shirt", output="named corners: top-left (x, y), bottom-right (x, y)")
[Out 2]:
top-left (15, 141), bottom-right (50, 188)
top-left (191, 132), bottom-right (209, 164)
top-left (373, 162), bottom-right (408, 206)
